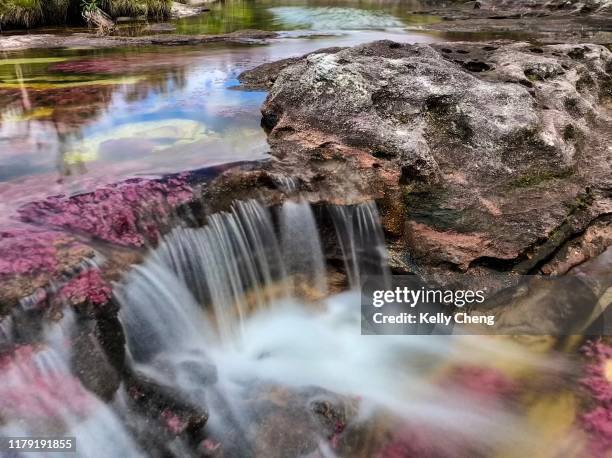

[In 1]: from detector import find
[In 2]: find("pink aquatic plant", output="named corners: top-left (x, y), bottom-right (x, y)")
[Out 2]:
top-left (442, 365), bottom-right (518, 401)
top-left (57, 269), bottom-right (112, 307)
top-left (19, 175), bottom-right (193, 247)
top-left (161, 408), bottom-right (189, 435)
top-left (375, 424), bottom-right (463, 458)
top-left (0, 229), bottom-right (61, 276)
top-left (199, 439), bottom-right (221, 454)
top-left (579, 340), bottom-right (612, 457)
top-left (0, 345), bottom-right (94, 421)
top-left (372, 366), bottom-right (517, 458)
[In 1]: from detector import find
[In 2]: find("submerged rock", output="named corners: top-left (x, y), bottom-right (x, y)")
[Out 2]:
top-left (170, 1), bottom-right (210, 19)
top-left (239, 40), bottom-right (611, 278)
top-left (0, 30), bottom-right (280, 52)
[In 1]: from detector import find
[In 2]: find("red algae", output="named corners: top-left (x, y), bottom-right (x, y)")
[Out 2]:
top-left (579, 340), bottom-right (612, 457)
top-left (0, 226), bottom-right (92, 280)
top-left (370, 366), bottom-right (518, 458)
top-left (161, 408), bottom-right (189, 435)
top-left (1, 174), bottom-right (192, 308)
top-left (19, 175), bottom-right (193, 247)
top-left (376, 424), bottom-right (462, 458)
top-left (0, 229), bottom-right (60, 277)
top-left (57, 269), bottom-right (112, 307)
top-left (441, 365), bottom-right (518, 401)
top-left (0, 345), bottom-right (94, 420)
top-left (199, 439), bottom-right (221, 454)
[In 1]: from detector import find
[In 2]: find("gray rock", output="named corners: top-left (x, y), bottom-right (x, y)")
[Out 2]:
top-left (418, 0), bottom-right (612, 43)
top-left (241, 40), bottom-right (611, 276)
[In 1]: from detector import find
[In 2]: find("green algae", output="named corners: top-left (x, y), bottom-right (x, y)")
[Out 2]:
top-left (508, 168), bottom-right (575, 189)
top-left (2, 106), bottom-right (54, 121)
top-left (0, 57), bottom-right (70, 66)
top-left (0, 75), bottom-right (146, 89)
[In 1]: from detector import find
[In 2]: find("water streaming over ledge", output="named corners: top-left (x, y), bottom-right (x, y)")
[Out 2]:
top-left (330, 202), bottom-right (390, 289)
top-left (113, 199), bottom-right (556, 456)
top-left (0, 311), bottom-right (144, 458)
top-left (0, 198), bottom-right (569, 456)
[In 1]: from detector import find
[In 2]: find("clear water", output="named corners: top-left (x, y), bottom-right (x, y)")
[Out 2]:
top-left (0, 3), bottom-right (440, 223)
top-left (172, 0), bottom-right (440, 35)
top-left (0, 4), bottom-right (581, 455)
top-left (110, 198), bottom-right (569, 457)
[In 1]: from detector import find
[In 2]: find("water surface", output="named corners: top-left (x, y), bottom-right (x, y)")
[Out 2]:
top-left (172, 0), bottom-right (440, 35)
top-left (0, 2), bottom-right (441, 220)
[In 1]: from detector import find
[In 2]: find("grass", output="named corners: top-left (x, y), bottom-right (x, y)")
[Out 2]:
top-left (0, 0), bottom-right (172, 28)
top-left (0, 0), bottom-right (45, 28)
top-left (106, 0), bottom-right (173, 19)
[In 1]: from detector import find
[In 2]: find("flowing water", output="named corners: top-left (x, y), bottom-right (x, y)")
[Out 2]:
top-left (0, 1), bottom-right (441, 224)
top-left (0, 193), bottom-right (573, 456)
top-left (0, 310), bottom-right (145, 457)
top-left (171, 0), bottom-right (439, 35)
top-left (0, 2), bottom-right (581, 457)
top-left (111, 198), bottom-right (564, 457)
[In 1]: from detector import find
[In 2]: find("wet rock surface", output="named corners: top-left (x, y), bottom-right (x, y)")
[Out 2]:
top-left (0, 30), bottom-right (279, 52)
top-left (427, 0), bottom-right (612, 16)
top-left (418, 0), bottom-right (612, 44)
top-left (238, 39), bottom-right (612, 279)
top-left (0, 32), bottom-right (610, 457)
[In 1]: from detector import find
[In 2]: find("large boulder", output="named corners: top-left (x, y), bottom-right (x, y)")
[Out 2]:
top-left (240, 40), bottom-right (612, 277)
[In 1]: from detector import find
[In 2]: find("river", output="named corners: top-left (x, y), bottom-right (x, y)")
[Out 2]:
top-left (0, 0), bottom-right (443, 222)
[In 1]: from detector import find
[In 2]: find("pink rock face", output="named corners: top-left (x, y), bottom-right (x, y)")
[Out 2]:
top-left (0, 345), bottom-right (94, 421)
top-left (19, 175), bottom-right (193, 247)
top-left (580, 340), bottom-right (612, 457)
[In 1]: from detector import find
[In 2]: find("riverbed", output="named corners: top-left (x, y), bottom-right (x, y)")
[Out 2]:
top-left (0, 1), bottom-right (445, 224)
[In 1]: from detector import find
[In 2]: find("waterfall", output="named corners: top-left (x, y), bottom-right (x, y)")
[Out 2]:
top-left (114, 199), bottom-right (393, 357)
top-left (1, 198), bottom-right (566, 456)
top-left (150, 199), bottom-right (331, 342)
top-left (115, 258), bottom-right (213, 362)
top-left (273, 175), bottom-right (298, 193)
top-left (280, 199), bottom-right (328, 296)
top-left (330, 202), bottom-right (391, 288)
top-left (0, 311), bottom-right (144, 458)
top-left (152, 200), bottom-right (287, 342)
top-left (0, 315), bottom-right (13, 347)
top-left (110, 198), bottom-right (398, 453)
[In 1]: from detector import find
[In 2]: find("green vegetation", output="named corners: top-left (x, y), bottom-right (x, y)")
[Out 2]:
top-left (508, 167), bottom-right (575, 189)
top-left (0, 0), bottom-right (172, 28)
top-left (103, 0), bottom-right (172, 20)
top-left (0, 0), bottom-right (66, 28)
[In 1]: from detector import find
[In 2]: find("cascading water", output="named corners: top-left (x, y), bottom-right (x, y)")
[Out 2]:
top-left (0, 310), bottom-right (144, 458)
top-left (0, 198), bottom-right (571, 457)
top-left (0, 315), bottom-right (12, 347)
top-left (112, 198), bottom-right (563, 457)
top-left (151, 200), bottom-right (288, 343)
top-left (280, 200), bottom-right (328, 297)
top-left (330, 202), bottom-right (391, 288)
